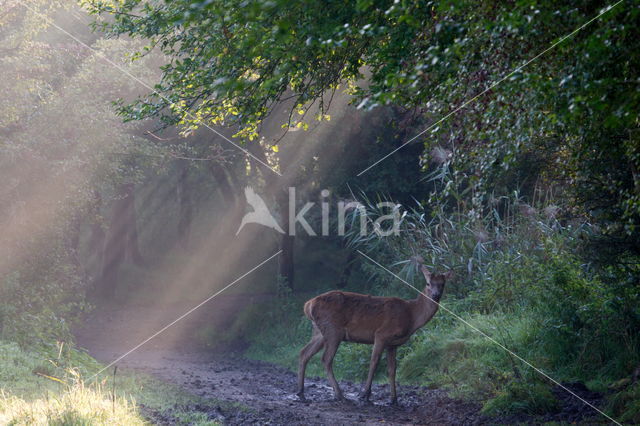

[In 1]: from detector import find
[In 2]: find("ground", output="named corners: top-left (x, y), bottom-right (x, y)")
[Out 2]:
top-left (74, 297), bottom-right (607, 425)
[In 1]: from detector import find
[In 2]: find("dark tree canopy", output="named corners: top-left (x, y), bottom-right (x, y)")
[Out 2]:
top-left (84, 0), bottom-right (640, 259)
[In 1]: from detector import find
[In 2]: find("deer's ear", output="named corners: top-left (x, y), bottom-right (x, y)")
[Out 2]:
top-left (421, 265), bottom-right (432, 283)
top-left (443, 270), bottom-right (454, 280)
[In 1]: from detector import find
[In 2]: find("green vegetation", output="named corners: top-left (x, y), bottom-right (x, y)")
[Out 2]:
top-left (0, 341), bottom-right (222, 425)
top-left (607, 383), bottom-right (640, 424)
top-left (233, 196), bottom-right (639, 420)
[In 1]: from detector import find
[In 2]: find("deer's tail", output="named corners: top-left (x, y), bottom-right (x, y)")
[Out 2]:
top-left (303, 299), bottom-right (315, 321)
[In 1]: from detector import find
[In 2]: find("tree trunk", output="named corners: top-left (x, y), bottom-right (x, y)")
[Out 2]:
top-left (122, 183), bottom-right (144, 266)
top-left (277, 190), bottom-right (295, 289)
top-left (96, 183), bottom-right (143, 299)
top-left (279, 234), bottom-right (295, 289)
top-left (97, 189), bottom-right (127, 300)
top-left (87, 190), bottom-right (106, 266)
top-left (208, 162), bottom-right (237, 207)
top-left (250, 141), bottom-right (297, 290)
top-left (336, 249), bottom-right (357, 289)
top-left (176, 161), bottom-right (193, 249)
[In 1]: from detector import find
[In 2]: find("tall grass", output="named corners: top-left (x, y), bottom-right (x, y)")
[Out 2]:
top-left (0, 384), bottom-right (145, 425)
top-left (0, 341), bottom-right (222, 425)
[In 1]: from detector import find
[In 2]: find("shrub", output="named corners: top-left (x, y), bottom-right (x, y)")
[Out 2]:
top-left (0, 243), bottom-right (87, 348)
top-left (481, 381), bottom-right (558, 416)
top-left (607, 383), bottom-right (640, 424)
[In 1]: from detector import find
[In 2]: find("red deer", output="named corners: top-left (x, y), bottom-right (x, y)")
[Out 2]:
top-left (297, 265), bottom-right (451, 404)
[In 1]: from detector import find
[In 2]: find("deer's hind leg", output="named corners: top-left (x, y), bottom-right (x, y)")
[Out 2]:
top-left (297, 324), bottom-right (324, 399)
top-left (320, 330), bottom-right (344, 401)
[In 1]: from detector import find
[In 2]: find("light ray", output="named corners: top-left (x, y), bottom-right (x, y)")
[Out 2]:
top-left (87, 250), bottom-right (282, 381)
top-left (17, 1), bottom-right (282, 177)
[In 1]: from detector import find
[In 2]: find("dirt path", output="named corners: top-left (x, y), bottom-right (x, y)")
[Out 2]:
top-left (74, 299), bottom-right (483, 425)
top-left (74, 300), bottom-right (606, 425)
top-left (100, 349), bottom-right (482, 425)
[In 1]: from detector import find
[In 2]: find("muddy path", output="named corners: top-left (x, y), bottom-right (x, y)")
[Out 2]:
top-left (97, 349), bottom-right (481, 425)
top-left (74, 299), bottom-right (607, 425)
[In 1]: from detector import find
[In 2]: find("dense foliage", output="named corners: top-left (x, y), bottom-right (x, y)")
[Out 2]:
top-left (84, 0), bottom-right (640, 253)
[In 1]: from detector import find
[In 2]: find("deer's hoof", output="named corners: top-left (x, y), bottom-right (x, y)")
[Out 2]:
top-left (390, 397), bottom-right (399, 406)
top-left (295, 392), bottom-right (307, 402)
top-left (358, 392), bottom-right (371, 402)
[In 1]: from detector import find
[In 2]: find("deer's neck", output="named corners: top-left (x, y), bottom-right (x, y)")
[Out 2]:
top-left (410, 287), bottom-right (440, 331)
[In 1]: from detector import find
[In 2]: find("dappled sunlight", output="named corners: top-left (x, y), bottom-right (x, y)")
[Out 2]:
top-left (82, 99), bottom-right (368, 357)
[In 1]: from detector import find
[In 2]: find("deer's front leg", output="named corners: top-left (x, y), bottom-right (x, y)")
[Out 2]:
top-left (360, 339), bottom-right (385, 401)
top-left (387, 346), bottom-right (398, 405)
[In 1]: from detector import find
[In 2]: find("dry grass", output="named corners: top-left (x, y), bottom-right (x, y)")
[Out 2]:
top-left (0, 341), bottom-right (223, 425)
top-left (0, 383), bottom-right (146, 425)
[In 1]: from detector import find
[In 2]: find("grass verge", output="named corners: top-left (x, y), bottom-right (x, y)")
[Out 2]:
top-left (0, 341), bottom-right (222, 425)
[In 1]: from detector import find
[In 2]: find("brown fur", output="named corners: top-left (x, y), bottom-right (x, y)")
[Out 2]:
top-left (296, 266), bottom-right (452, 404)
top-left (307, 292), bottom-right (413, 345)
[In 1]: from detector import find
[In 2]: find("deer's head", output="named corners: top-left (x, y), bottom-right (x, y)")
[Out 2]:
top-left (420, 266), bottom-right (452, 301)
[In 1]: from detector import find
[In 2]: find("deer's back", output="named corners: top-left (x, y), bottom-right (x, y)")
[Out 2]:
top-left (305, 291), bottom-right (413, 344)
